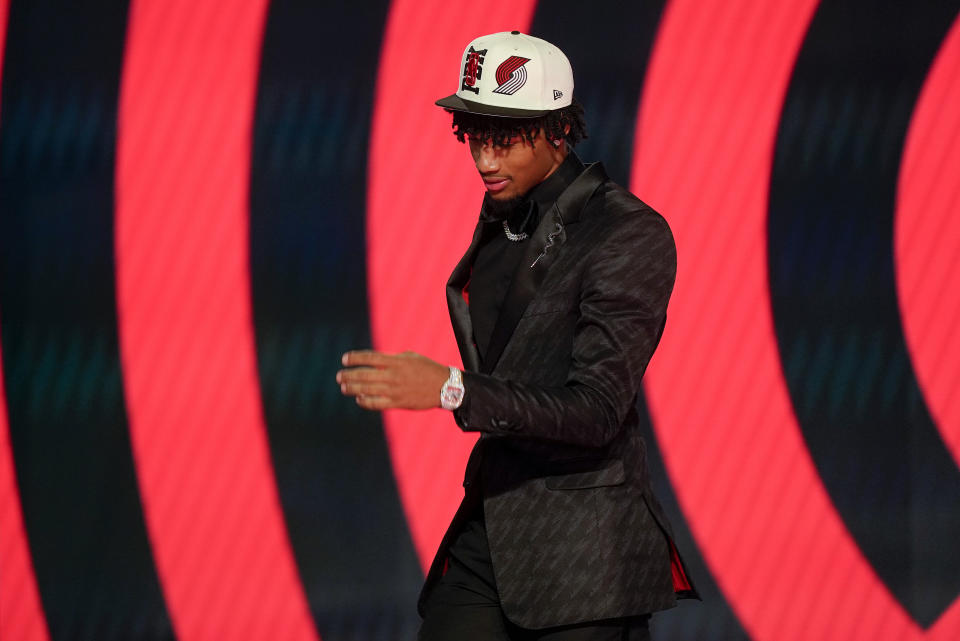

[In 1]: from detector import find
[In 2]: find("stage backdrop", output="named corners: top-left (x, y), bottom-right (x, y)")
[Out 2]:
top-left (1, 0), bottom-right (959, 639)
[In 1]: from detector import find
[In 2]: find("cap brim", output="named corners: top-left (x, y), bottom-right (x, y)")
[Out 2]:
top-left (435, 94), bottom-right (552, 118)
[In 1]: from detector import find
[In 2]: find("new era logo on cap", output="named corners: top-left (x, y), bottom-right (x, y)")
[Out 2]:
top-left (436, 31), bottom-right (574, 118)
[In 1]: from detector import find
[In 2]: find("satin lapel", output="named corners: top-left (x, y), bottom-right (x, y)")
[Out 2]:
top-left (446, 218), bottom-right (488, 373)
top-left (481, 163), bottom-right (609, 375)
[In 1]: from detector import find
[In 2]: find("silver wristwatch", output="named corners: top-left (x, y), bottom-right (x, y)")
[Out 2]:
top-left (440, 366), bottom-right (465, 410)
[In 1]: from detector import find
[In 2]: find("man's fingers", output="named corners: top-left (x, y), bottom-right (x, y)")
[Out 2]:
top-left (339, 381), bottom-right (390, 396)
top-left (338, 348), bottom-right (439, 411)
top-left (336, 367), bottom-right (390, 384)
top-left (341, 350), bottom-right (391, 368)
top-left (356, 395), bottom-right (391, 410)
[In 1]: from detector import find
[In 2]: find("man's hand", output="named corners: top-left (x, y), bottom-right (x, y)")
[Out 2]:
top-left (336, 350), bottom-right (451, 411)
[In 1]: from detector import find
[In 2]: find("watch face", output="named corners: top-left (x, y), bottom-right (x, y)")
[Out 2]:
top-left (441, 367), bottom-right (464, 409)
top-left (441, 382), bottom-right (464, 409)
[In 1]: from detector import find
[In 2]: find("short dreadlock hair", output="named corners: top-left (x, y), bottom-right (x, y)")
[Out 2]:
top-left (448, 98), bottom-right (588, 148)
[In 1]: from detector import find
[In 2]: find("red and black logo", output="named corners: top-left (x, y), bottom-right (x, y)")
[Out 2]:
top-left (460, 46), bottom-right (486, 94)
top-left (493, 56), bottom-right (530, 95)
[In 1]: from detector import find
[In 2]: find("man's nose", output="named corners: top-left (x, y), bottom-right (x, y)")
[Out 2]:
top-left (475, 144), bottom-right (499, 172)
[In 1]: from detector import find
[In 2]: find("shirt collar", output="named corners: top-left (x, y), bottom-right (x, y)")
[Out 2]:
top-left (506, 150), bottom-right (586, 235)
top-left (527, 150), bottom-right (586, 214)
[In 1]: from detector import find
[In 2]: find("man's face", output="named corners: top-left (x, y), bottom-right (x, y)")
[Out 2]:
top-left (468, 129), bottom-right (565, 202)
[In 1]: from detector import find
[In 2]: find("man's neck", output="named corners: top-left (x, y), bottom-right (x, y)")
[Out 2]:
top-left (527, 150), bottom-right (584, 212)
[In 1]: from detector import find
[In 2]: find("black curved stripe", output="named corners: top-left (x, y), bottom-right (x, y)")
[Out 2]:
top-left (768, 0), bottom-right (960, 626)
top-left (249, 2), bottom-right (423, 639)
top-left (530, 4), bottom-right (750, 639)
top-left (531, 1), bottom-right (663, 186)
top-left (0, 1), bottom-right (174, 639)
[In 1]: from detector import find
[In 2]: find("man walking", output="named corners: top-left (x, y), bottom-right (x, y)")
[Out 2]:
top-left (338, 31), bottom-right (697, 641)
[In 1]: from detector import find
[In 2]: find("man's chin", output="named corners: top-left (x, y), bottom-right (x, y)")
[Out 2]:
top-left (482, 192), bottom-right (525, 220)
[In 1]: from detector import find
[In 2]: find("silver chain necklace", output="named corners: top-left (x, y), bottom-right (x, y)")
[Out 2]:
top-left (502, 220), bottom-right (528, 242)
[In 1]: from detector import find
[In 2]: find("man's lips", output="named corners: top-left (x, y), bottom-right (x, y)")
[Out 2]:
top-left (483, 177), bottom-right (510, 193)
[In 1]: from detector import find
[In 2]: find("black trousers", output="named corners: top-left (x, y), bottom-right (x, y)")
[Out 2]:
top-left (418, 501), bottom-right (651, 641)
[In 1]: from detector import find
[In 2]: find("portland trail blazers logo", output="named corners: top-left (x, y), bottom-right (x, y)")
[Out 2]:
top-left (493, 56), bottom-right (530, 95)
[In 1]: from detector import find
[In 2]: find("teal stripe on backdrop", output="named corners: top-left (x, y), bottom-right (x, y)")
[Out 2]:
top-left (768, 0), bottom-right (960, 626)
top-left (0, 1), bottom-right (174, 639)
top-left (250, 2), bottom-right (423, 640)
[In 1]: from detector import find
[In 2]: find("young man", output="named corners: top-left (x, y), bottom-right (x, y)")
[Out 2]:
top-left (338, 31), bottom-right (697, 640)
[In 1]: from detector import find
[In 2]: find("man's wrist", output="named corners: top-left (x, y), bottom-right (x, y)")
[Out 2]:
top-left (440, 366), bottom-right (465, 410)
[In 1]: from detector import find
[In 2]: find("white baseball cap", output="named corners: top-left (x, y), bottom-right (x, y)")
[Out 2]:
top-left (435, 31), bottom-right (574, 118)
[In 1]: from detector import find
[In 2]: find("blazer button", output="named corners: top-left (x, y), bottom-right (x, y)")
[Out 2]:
top-left (490, 418), bottom-right (518, 431)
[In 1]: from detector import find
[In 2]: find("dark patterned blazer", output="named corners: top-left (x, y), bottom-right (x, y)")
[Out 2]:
top-left (417, 162), bottom-right (699, 629)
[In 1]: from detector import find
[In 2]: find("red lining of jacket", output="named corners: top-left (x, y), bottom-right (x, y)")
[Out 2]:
top-left (669, 539), bottom-right (692, 592)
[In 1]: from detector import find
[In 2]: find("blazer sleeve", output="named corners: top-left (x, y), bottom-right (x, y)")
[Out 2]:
top-left (452, 209), bottom-right (677, 448)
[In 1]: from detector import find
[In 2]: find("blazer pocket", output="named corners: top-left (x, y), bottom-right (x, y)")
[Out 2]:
top-left (544, 458), bottom-right (625, 490)
top-left (521, 293), bottom-right (576, 318)
top-left (520, 305), bottom-right (574, 319)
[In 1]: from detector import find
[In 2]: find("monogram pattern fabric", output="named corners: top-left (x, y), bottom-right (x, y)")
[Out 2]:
top-left (420, 164), bottom-right (699, 629)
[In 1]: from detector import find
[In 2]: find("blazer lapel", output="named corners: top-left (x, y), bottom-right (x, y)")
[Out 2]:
top-left (481, 162), bottom-right (608, 375)
top-left (446, 218), bottom-right (489, 373)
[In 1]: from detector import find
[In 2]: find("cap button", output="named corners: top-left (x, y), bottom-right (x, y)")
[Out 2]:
top-left (511, 30), bottom-right (520, 35)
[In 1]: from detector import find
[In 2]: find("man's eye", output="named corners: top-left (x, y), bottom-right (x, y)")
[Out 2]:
top-left (467, 135), bottom-right (521, 149)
